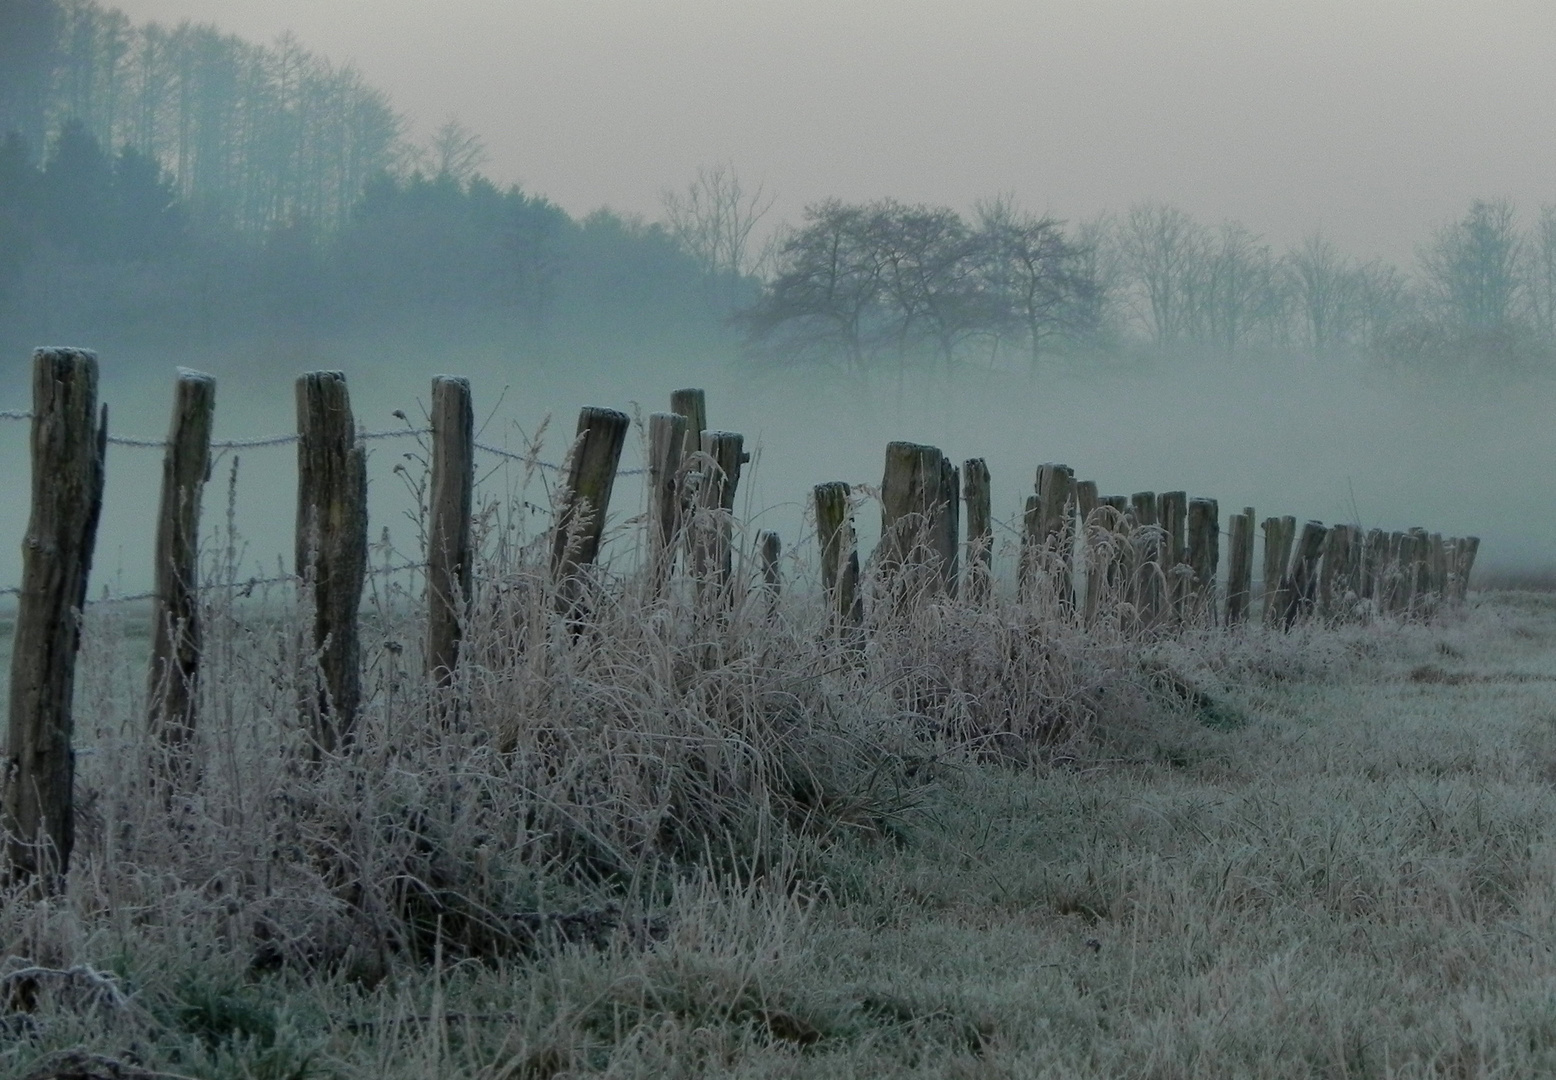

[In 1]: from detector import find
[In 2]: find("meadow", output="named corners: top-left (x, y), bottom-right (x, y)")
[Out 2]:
top-left (2, 434), bottom-right (1551, 1078)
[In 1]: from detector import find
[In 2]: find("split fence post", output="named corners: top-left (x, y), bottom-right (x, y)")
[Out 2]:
top-left (813, 481), bottom-right (862, 633)
top-left (1159, 491), bottom-right (1188, 619)
top-left (757, 529), bottom-right (781, 617)
top-left (695, 430), bottom-right (745, 597)
top-left (551, 406), bottom-right (630, 610)
top-left (1283, 520), bottom-right (1328, 628)
top-left (1130, 491), bottom-right (1160, 622)
top-left (296, 371), bottom-right (368, 755)
top-left (148, 369), bottom-right (215, 763)
top-left (4, 348), bottom-right (106, 890)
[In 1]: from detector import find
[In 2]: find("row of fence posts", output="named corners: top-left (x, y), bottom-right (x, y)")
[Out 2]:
top-left (1, 348), bottom-right (1480, 892)
top-left (809, 443), bottom-right (1479, 639)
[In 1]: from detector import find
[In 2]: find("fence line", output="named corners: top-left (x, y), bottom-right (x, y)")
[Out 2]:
top-left (0, 353), bottom-right (1482, 893)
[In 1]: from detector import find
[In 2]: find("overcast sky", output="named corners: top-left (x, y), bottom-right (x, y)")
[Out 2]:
top-left (110, 0), bottom-right (1556, 263)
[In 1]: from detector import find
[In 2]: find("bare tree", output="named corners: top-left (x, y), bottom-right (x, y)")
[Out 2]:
top-left (1120, 202), bottom-right (1209, 348)
top-left (975, 195), bottom-right (1094, 371)
top-left (1526, 205), bottom-right (1556, 340)
top-left (1419, 198), bottom-right (1525, 333)
top-left (739, 199), bottom-right (887, 374)
top-left (662, 161), bottom-right (775, 287)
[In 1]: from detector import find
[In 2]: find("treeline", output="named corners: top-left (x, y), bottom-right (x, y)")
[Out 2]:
top-left (0, 120), bottom-right (723, 357)
top-left (741, 197), bottom-right (1556, 377)
top-left (0, 0), bottom-right (400, 232)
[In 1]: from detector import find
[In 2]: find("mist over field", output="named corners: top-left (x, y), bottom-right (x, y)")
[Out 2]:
top-left (3, 0), bottom-right (1556, 594)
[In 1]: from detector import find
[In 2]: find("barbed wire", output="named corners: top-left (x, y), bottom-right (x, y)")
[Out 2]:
top-left (0, 412), bottom-right (658, 476)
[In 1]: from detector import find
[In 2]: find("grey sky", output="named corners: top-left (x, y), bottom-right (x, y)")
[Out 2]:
top-left (111, 0), bottom-right (1556, 263)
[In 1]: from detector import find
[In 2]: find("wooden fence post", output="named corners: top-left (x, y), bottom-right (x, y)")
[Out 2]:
top-left (1187, 496), bottom-right (1218, 624)
top-left (4, 348), bottom-right (106, 890)
top-left (694, 430), bottom-right (745, 597)
top-left (647, 411), bottom-right (688, 588)
top-left (1283, 520), bottom-right (1328, 628)
top-left (551, 406), bottom-right (630, 603)
top-left (296, 371), bottom-right (368, 755)
top-left (1130, 491), bottom-right (1160, 622)
top-left (1455, 536), bottom-right (1480, 601)
top-left (426, 376), bottom-right (473, 690)
top-left (1360, 528), bottom-right (1385, 605)
top-left (814, 481), bottom-right (862, 633)
top-left (1261, 516), bottom-right (1296, 626)
top-left (1428, 533), bottom-right (1447, 599)
top-left (1091, 494), bottom-right (1131, 622)
top-left (148, 369), bottom-right (215, 761)
top-left (670, 388), bottom-right (707, 459)
top-left (1036, 463), bottom-right (1076, 607)
top-left (1318, 524), bottom-right (1352, 620)
top-left (1383, 531), bottom-right (1406, 614)
top-left (880, 441), bottom-right (951, 599)
top-left (1159, 491), bottom-right (1188, 618)
top-left (962, 458), bottom-right (991, 604)
top-left (936, 457), bottom-right (960, 598)
top-left (1225, 506), bottom-right (1255, 626)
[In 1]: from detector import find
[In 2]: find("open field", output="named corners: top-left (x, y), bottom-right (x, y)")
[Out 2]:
top-left (6, 581), bottom-right (1556, 1078)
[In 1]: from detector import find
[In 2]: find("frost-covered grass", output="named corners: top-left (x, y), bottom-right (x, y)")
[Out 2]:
top-left (5, 504), bottom-right (1556, 1077)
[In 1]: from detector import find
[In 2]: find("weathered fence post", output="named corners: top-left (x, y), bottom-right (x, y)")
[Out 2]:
top-left (962, 458), bottom-right (992, 604)
top-left (1455, 536), bottom-right (1480, 602)
top-left (426, 376), bottom-right (473, 690)
top-left (1428, 533), bottom-right (1447, 599)
top-left (1318, 524), bottom-right (1353, 621)
top-left (880, 441), bottom-right (952, 600)
top-left (1261, 516), bottom-right (1296, 626)
top-left (670, 388), bottom-right (707, 459)
top-left (1159, 491), bottom-right (1188, 618)
top-left (937, 457), bottom-right (960, 597)
top-left (4, 348), bottom-right (106, 890)
top-left (694, 430), bottom-right (745, 597)
top-left (1131, 491), bottom-right (1161, 622)
top-left (647, 411), bottom-right (688, 588)
top-left (1089, 494), bottom-right (1131, 623)
top-left (1036, 463), bottom-right (1076, 607)
top-left (1283, 520), bottom-right (1328, 628)
top-left (1187, 496), bottom-right (1219, 624)
top-left (148, 369), bottom-right (215, 762)
top-left (551, 406), bottom-right (630, 603)
top-left (1225, 506), bottom-right (1255, 626)
top-left (814, 481), bottom-right (862, 633)
top-left (1384, 531), bottom-right (1406, 614)
top-left (296, 371), bottom-right (368, 755)
top-left (1360, 528), bottom-right (1385, 606)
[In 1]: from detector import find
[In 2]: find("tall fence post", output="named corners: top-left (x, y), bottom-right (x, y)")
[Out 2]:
top-left (552, 406), bottom-right (630, 610)
top-left (813, 481), bottom-right (862, 634)
top-left (962, 458), bottom-right (992, 604)
top-left (1455, 536), bottom-right (1480, 602)
top-left (880, 441), bottom-right (952, 601)
top-left (1261, 516), bottom-right (1296, 626)
top-left (426, 376), bottom-right (473, 690)
top-left (1036, 463), bottom-right (1076, 607)
top-left (1159, 491), bottom-right (1188, 619)
top-left (296, 371), bottom-right (368, 755)
top-left (936, 457), bottom-right (960, 598)
top-left (148, 369), bottom-right (215, 763)
top-left (1130, 491), bottom-right (1160, 622)
top-left (1187, 496), bottom-right (1219, 623)
top-left (4, 348), bottom-right (106, 890)
top-left (670, 388), bottom-right (707, 459)
top-left (648, 411), bottom-right (688, 589)
top-left (1360, 528), bottom-right (1385, 607)
top-left (1225, 506), bottom-right (1255, 626)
